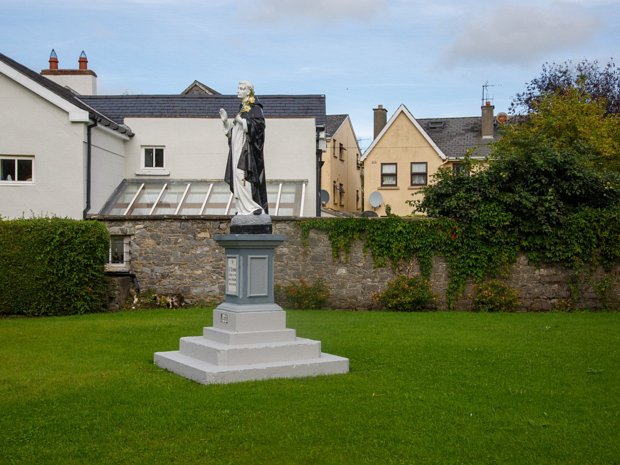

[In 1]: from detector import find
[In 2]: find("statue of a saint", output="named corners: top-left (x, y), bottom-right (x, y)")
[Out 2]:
top-left (220, 81), bottom-right (269, 215)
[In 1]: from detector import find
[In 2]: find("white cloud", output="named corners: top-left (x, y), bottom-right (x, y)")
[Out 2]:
top-left (440, 3), bottom-right (601, 67)
top-left (244, 0), bottom-right (387, 22)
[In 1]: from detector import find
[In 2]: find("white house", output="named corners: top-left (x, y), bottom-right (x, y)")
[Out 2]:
top-left (0, 51), bottom-right (326, 219)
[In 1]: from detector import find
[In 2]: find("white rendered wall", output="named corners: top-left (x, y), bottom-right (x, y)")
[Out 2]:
top-left (123, 117), bottom-right (318, 216)
top-left (90, 127), bottom-right (127, 214)
top-left (0, 73), bottom-right (86, 219)
top-left (43, 74), bottom-right (97, 96)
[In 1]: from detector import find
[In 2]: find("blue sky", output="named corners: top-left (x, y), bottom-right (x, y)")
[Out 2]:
top-left (2, 0), bottom-right (619, 148)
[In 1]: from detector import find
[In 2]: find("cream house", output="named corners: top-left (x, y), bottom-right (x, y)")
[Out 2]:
top-left (361, 103), bottom-right (499, 216)
top-left (0, 50), bottom-right (327, 219)
top-left (320, 114), bottom-right (363, 214)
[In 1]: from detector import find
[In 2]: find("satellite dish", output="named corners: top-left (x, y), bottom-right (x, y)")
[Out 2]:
top-left (361, 211), bottom-right (378, 218)
top-left (497, 112), bottom-right (508, 124)
top-left (320, 189), bottom-right (330, 205)
top-left (369, 191), bottom-right (383, 208)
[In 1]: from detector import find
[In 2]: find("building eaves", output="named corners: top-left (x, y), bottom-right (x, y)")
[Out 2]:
top-left (0, 52), bottom-right (133, 137)
top-left (361, 104), bottom-right (447, 162)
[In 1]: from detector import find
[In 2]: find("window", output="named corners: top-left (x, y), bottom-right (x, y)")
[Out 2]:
top-left (332, 139), bottom-right (337, 158)
top-left (339, 183), bottom-right (345, 206)
top-left (381, 163), bottom-right (397, 187)
top-left (356, 190), bottom-right (360, 210)
top-left (332, 181), bottom-right (337, 205)
top-left (144, 147), bottom-right (164, 168)
top-left (106, 236), bottom-right (130, 272)
top-left (453, 163), bottom-right (468, 176)
top-left (0, 156), bottom-right (33, 182)
top-left (410, 162), bottom-right (428, 186)
top-left (427, 121), bottom-right (445, 130)
top-left (137, 147), bottom-right (168, 175)
top-left (339, 143), bottom-right (345, 161)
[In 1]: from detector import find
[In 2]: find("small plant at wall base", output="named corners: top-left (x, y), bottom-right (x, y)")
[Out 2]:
top-left (472, 279), bottom-right (520, 312)
top-left (372, 275), bottom-right (436, 312)
top-left (275, 278), bottom-right (330, 309)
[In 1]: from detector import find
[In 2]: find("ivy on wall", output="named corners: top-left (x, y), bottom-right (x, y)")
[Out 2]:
top-left (298, 213), bottom-right (619, 308)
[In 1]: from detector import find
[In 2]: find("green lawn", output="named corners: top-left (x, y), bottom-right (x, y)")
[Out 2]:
top-left (1, 309), bottom-right (619, 465)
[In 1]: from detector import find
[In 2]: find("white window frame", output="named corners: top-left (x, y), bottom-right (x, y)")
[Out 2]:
top-left (0, 155), bottom-right (34, 184)
top-left (136, 146), bottom-right (169, 176)
top-left (105, 236), bottom-right (131, 273)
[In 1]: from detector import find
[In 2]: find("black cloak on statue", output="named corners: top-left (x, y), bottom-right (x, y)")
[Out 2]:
top-left (224, 99), bottom-right (269, 214)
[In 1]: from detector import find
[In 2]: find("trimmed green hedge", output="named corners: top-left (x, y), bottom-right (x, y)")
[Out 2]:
top-left (0, 218), bottom-right (109, 316)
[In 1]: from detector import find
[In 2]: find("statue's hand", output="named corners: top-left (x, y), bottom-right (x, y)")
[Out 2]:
top-left (234, 114), bottom-right (244, 125)
top-left (219, 108), bottom-right (228, 121)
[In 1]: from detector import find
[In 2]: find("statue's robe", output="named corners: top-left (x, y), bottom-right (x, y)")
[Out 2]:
top-left (224, 100), bottom-right (269, 214)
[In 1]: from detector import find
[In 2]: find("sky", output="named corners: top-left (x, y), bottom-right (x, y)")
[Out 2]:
top-left (1, 0), bottom-right (619, 149)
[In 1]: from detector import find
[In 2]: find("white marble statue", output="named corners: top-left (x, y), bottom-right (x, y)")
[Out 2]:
top-left (220, 81), bottom-right (268, 216)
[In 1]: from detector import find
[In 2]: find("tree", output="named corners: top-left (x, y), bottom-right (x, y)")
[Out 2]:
top-left (413, 88), bottom-right (620, 263)
top-left (498, 86), bottom-right (620, 173)
top-left (510, 59), bottom-right (620, 115)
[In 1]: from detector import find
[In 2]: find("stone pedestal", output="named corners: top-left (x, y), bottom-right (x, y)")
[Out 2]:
top-left (154, 231), bottom-right (349, 384)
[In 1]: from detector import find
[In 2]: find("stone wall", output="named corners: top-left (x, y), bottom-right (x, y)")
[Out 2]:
top-left (101, 217), bottom-right (620, 311)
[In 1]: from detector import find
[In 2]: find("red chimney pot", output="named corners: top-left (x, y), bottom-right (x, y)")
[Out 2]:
top-left (49, 49), bottom-right (58, 70)
top-left (78, 51), bottom-right (88, 70)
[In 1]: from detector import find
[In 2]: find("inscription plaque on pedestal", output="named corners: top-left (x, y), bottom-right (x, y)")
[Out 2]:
top-left (226, 256), bottom-right (239, 296)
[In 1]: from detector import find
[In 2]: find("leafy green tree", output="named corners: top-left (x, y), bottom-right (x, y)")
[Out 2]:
top-left (510, 59), bottom-right (620, 115)
top-left (413, 87), bottom-right (620, 269)
top-left (498, 86), bottom-right (620, 173)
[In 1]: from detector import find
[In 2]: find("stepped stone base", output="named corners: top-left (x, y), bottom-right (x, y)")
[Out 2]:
top-left (154, 308), bottom-right (349, 384)
top-left (154, 349), bottom-right (348, 385)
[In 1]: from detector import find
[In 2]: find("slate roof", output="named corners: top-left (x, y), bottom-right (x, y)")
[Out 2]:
top-left (417, 116), bottom-right (498, 159)
top-left (181, 80), bottom-right (220, 95)
top-left (325, 114), bottom-right (348, 138)
top-left (80, 94), bottom-right (326, 128)
top-left (0, 52), bottom-right (133, 137)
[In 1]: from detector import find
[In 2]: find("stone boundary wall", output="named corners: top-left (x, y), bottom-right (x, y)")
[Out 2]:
top-left (101, 217), bottom-right (620, 311)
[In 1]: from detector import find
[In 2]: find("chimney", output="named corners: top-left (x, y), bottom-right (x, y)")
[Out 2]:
top-left (373, 104), bottom-right (388, 139)
top-left (41, 50), bottom-right (98, 95)
top-left (48, 49), bottom-right (58, 70)
top-left (481, 101), bottom-right (494, 139)
top-left (78, 50), bottom-right (88, 70)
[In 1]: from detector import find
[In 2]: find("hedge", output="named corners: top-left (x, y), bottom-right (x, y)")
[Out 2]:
top-left (0, 218), bottom-right (109, 316)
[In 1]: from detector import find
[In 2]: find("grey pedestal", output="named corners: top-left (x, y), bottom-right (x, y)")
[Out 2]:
top-left (154, 233), bottom-right (349, 384)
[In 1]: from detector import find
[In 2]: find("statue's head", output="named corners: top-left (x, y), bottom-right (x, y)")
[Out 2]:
top-left (237, 81), bottom-right (254, 100)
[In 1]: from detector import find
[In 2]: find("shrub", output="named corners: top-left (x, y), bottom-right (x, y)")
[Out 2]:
top-left (373, 275), bottom-right (435, 312)
top-left (0, 218), bottom-right (109, 316)
top-left (472, 280), bottom-right (520, 312)
top-left (275, 278), bottom-right (329, 309)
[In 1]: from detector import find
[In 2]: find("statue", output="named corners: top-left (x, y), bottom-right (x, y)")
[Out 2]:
top-left (220, 81), bottom-right (269, 215)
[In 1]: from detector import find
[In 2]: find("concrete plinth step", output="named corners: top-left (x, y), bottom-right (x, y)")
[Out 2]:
top-left (202, 326), bottom-right (296, 345)
top-left (179, 336), bottom-right (321, 366)
top-left (154, 350), bottom-right (350, 385)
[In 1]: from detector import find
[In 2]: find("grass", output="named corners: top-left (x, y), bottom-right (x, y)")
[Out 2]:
top-left (1, 309), bottom-right (619, 465)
